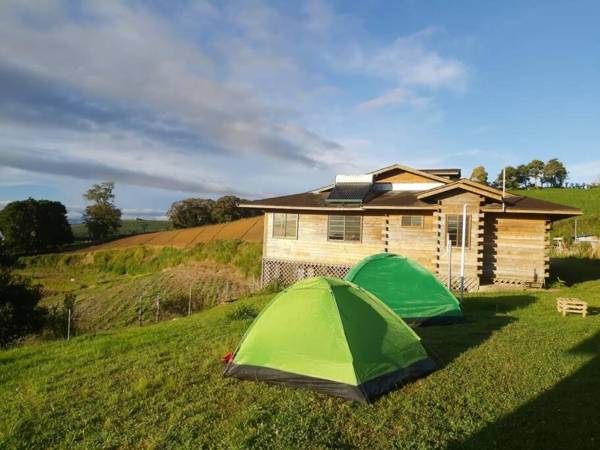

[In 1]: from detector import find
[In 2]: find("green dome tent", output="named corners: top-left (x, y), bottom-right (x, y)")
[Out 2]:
top-left (345, 253), bottom-right (463, 325)
top-left (223, 277), bottom-right (436, 403)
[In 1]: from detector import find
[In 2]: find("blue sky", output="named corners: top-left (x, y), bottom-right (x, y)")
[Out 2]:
top-left (1, 0), bottom-right (599, 220)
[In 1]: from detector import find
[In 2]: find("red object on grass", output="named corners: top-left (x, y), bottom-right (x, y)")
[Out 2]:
top-left (222, 351), bottom-right (234, 363)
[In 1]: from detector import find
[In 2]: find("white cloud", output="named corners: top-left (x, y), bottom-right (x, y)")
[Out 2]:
top-left (0, 0), bottom-right (472, 205)
top-left (360, 28), bottom-right (468, 91)
top-left (357, 88), bottom-right (433, 110)
top-left (0, 0), bottom-right (347, 191)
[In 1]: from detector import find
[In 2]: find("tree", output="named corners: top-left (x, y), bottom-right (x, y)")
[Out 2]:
top-left (470, 166), bottom-right (489, 184)
top-left (83, 182), bottom-right (122, 240)
top-left (167, 198), bottom-right (215, 229)
top-left (0, 267), bottom-right (44, 346)
top-left (0, 198), bottom-right (73, 255)
top-left (211, 195), bottom-right (244, 223)
top-left (516, 164), bottom-right (530, 188)
top-left (495, 166), bottom-right (522, 189)
top-left (542, 158), bottom-right (568, 187)
top-left (527, 159), bottom-right (545, 187)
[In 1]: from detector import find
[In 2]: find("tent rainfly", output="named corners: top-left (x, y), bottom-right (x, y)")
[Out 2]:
top-left (345, 253), bottom-right (463, 325)
top-left (223, 277), bottom-right (436, 403)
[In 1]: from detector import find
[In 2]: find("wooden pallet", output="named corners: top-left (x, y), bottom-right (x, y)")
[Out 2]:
top-left (556, 297), bottom-right (588, 317)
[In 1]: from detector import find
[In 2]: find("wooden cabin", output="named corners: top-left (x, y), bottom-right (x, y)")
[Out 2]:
top-left (241, 164), bottom-right (581, 291)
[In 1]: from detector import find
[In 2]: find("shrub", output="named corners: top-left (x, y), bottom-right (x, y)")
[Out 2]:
top-left (45, 293), bottom-right (77, 339)
top-left (227, 304), bottom-right (258, 321)
top-left (0, 268), bottom-right (44, 346)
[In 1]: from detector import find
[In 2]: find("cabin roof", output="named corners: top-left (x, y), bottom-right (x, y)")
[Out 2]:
top-left (241, 189), bottom-right (580, 215)
top-left (312, 163), bottom-right (454, 193)
top-left (240, 164), bottom-right (582, 217)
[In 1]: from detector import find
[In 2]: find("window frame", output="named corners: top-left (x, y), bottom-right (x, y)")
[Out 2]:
top-left (272, 213), bottom-right (299, 239)
top-left (401, 215), bottom-right (424, 228)
top-left (327, 215), bottom-right (362, 243)
top-left (446, 214), bottom-right (471, 248)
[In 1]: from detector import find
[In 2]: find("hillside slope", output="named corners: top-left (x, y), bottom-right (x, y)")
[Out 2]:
top-left (2, 276), bottom-right (600, 449)
top-left (516, 188), bottom-right (600, 239)
top-left (516, 187), bottom-right (600, 215)
top-left (83, 216), bottom-right (264, 252)
top-left (19, 240), bottom-right (263, 335)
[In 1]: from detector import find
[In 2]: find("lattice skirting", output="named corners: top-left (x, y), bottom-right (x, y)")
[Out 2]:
top-left (262, 258), bottom-right (353, 287)
top-left (436, 275), bottom-right (480, 292)
top-left (491, 277), bottom-right (544, 289)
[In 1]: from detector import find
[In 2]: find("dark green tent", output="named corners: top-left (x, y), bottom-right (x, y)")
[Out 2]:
top-left (223, 277), bottom-right (436, 403)
top-left (345, 253), bottom-right (463, 325)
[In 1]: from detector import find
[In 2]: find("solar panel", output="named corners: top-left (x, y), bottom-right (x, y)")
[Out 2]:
top-left (326, 183), bottom-right (372, 203)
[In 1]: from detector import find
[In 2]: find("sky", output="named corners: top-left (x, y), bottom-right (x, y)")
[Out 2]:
top-left (1, 0), bottom-right (600, 221)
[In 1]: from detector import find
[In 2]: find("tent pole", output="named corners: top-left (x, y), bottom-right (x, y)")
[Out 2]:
top-left (460, 204), bottom-right (467, 303)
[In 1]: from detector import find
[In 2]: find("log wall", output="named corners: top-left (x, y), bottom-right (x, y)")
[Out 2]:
top-left (263, 206), bottom-right (551, 289)
top-left (435, 192), bottom-right (484, 289)
top-left (387, 213), bottom-right (437, 270)
top-left (482, 213), bottom-right (549, 286)
top-left (264, 212), bottom-right (386, 265)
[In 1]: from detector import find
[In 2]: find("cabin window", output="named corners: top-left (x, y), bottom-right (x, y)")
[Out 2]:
top-left (446, 215), bottom-right (470, 247)
top-left (401, 215), bottom-right (423, 227)
top-left (328, 216), bottom-right (362, 242)
top-left (272, 213), bottom-right (298, 239)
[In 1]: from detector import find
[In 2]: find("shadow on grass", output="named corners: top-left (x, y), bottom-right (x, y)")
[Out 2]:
top-left (454, 330), bottom-right (600, 449)
top-left (549, 257), bottom-right (600, 286)
top-left (418, 295), bottom-right (536, 369)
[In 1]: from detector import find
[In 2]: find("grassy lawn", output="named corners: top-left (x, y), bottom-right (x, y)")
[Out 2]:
top-left (2, 262), bottom-right (600, 448)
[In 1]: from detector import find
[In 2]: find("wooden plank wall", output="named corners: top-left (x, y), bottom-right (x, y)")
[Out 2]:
top-left (264, 212), bottom-right (386, 265)
top-left (387, 213), bottom-right (437, 270)
top-left (435, 192), bottom-right (483, 285)
top-left (483, 213), bottom-right (548, 285)
top-left (375, 170), bottom-right (437, 184)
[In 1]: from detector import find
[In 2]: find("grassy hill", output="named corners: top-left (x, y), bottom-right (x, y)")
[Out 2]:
top-left (516, 187), bottom-right (600, 215)
top-left (18, 240), bottom-right (263, 335)
top-left (2, 266), bottom-right (600, 448)
top-left (517, 187), bottom-right (600, 240)
top-left (71, 219), bottom-right (173, 240)
top-left (81, 216), bottom-right (264, 252)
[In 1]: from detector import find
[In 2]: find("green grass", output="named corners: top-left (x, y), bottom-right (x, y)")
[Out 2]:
top-left (20, 240), bottom-right (262, 278)
top-left (2, 260), bottom-right (600, 448)
top-left (71, 219), bottom-right (173, 240)
top-left (516, 187), bottom-right (600, 215)
top-left (17, 241), bottom-right (263, 335)
top-left (516, 188), bottom-right (600, 240)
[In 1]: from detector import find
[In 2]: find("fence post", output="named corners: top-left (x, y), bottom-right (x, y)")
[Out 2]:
top-left (188, 283), bottom-right (192, 317)
top-left (138, 295), bottom-right (143, 327)
top-left (67, 308), bottom-right (71, 341)
top-left (155, 295), bottom-right (160, 323)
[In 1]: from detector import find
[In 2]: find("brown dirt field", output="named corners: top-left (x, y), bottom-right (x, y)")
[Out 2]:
top-left (79, 216), bottom-right (264, 252)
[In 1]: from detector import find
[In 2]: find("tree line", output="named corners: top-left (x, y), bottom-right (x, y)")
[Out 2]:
top-left (0, 182), bottom-right (122, 256)
top-left (469, 158), bottom-right (568, 189)
top-left (167, 196), bottom-right (260, 229)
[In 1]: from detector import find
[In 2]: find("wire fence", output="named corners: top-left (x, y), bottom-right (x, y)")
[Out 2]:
top-left (56, 274), bottom-right (264, 339)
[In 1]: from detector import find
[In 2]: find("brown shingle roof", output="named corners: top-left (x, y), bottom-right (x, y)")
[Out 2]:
top-left (241, 189), bottom-right (581, 216)
top-left (490, 195), bottom-right (582, 213)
